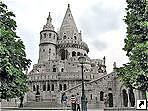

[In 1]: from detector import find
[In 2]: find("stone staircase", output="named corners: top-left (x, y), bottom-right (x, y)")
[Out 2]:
top-left (24, 101), bottom-right (63, 108)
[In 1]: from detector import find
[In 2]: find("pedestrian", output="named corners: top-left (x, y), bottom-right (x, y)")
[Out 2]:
top-left (104, 94), bottom-right (108, 107)
top-left (19, 95), bottom-right (24, 108)
top-left (61, 92), bottom-right (68, 107)
top-left (76, 93), bottom-right (81, 111)
top-left (71, 95), bottom-right (76, 111)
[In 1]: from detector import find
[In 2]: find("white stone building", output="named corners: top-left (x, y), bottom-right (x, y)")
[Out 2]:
top-left (24, 4), bottom-right (139, 108)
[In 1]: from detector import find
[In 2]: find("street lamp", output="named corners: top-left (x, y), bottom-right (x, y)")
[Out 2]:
top-left (78, 56), bottom-right (87, 111)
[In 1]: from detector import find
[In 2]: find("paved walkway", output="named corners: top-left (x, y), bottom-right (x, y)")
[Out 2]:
top-left (1, 107), bottom-right (104, 111)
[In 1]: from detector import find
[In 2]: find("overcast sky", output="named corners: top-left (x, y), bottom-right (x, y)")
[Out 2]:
top-left (4, 0), bottom-right (129, 73)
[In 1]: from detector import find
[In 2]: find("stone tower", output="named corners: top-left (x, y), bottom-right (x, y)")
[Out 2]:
top-left (38, 12), bottom-right (58, 63)
top-left (57, 4), bottom-right (89, 60)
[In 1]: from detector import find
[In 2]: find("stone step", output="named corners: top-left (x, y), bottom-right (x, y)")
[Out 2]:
top-left (24, 101), bottom-right (63, 107)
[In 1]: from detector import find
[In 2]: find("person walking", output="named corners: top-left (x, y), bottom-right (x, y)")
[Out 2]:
top-left (71, 95), bottom-right (76, 111)
top-left (61, 92), bottom-right (68, 107)
top-left (76, 93), bottom-right (81, 111)
top-left (104, 94), bottom-right (108, 107)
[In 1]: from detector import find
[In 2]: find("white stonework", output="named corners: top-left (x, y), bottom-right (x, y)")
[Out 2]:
top-left (25, 4), bottom-right (138, 108)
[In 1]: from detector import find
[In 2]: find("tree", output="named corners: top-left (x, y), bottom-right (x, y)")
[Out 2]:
top-left (0, 1), bottom-right (31, 100)
top-left (116, 0), bottom-right (148, 99)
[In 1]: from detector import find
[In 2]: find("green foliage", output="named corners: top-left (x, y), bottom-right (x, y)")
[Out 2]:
top-left (117, 0), bottom-right (148, 91)
top-left (0, 1), bottom-right (31, 100)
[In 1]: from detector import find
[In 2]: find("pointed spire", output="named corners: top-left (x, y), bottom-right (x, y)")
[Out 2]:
top-left (59, 4), bottom-right (79, 39)
top-left (43, 12), bottom-right (54, 30)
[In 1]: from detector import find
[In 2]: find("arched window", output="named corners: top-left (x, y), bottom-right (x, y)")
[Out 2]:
top-left (43, 84), bottom-right (46, 91)
top-left (74, 36), bottom-right (77, 40)
top-left (49, 49), bottom-right (51, 53)
top-left (44, 33), bottom-right (46, 38)
top-left (59, 84), bottom-right (62, 91)
top-left (49, 33), bottom-right (51, 38)
top-left (47, 84), bottom-right (50, 91)
top-left (108, 88), bottom-right (112, 91)
top-left (108, 93), bottom-right (113, 107)
top-left (100, 91), bottom-right (104, 101)
top-left (61, 68), bottom-right (64, 72)
top-left (122, 89), bottom-right (128, 107)
top-left (84, 53), bottom-right (86, 56)
top-left (63, 84), bottom-right (67, 91)
top-left (72, 51), bottom-right (76, 56)
top-left (63, 35), bottom-right (66, 39)
top-left (33, 85), bottom-right (36, 91)
top-left (90, 94), bottom-right (93, 100)
top-left (77, 52), bottom-right (80, 56)
top-left (43, 49), bottom-right (45, 52)
top-left (51, 84), bottom-right (54, 91)
top-left (53, 68), bottom-right (56, 72)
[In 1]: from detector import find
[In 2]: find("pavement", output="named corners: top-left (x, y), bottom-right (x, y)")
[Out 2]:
top-left (1, 107), bottom-right (104, 111)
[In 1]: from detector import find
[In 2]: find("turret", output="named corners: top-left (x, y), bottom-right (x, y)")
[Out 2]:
top-left (38, 12), bottom-right (58, 63)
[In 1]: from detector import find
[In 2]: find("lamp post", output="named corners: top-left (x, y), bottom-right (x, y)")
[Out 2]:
top-left (78, 56), bottom-right (87, 111)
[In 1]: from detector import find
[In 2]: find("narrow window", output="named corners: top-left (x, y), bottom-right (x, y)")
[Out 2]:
top-left (59, 84), bottom-right (62, 91)
top-left (47, 84), bottom-right (50, 91)
top-left (74, 36), bottom-right (77, 40)
top-left (72, 51), bottom-right (76, 56)
top-left (33, 85), bottom-right (36, 91)
top-left (51, 84), bottom-right (54, 91)
top-left (77, 52), bottom-right (80, 56)
top-left (90, 94), bottom-right (93, 100)
top-left (63, 35), bottom-right (66, 39)
top-left (49, 33), bottom-right (51, 38)
top-left (100, 91), bottom-right (104, 101)
top-left (61, 68), bottom-right (64, 72)
top-left (63, 84), bottom-right (67, 91)
top-left (44, 33), bottom-right (46, 38)
top-left (43, 84), bottom-right (46, 91)
top-left (53, 68), bottom-right (56, 72)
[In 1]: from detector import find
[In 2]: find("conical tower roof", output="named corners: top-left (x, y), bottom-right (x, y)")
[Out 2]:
top-left (59, 4), bottom-right (79, 40)
top-left (43, 12), bottom-right (54, 30)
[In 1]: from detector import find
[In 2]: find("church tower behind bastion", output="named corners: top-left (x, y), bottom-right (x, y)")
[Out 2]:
top-left (26, 4), bottom-right (109, 107)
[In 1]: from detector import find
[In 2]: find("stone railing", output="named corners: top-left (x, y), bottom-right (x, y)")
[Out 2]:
top-left (104, 107), bottom-right (136, 111)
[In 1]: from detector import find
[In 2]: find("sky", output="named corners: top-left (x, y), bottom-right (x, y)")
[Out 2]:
top-left (4, 0), bottom-right (129, 73)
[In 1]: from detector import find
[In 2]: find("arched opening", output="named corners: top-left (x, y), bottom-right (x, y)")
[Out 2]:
top-left (43, 84), bottom-right (46, 91)
top-left (122, 89), bottom-right (128, 107)
top-left (63, 84), bottom-right (67, 91)
top-left (63, 35), bottom-right (66, 39)
top-left (84, 53), bottom-right (86, 56)
top-left (108, 93), bottom-right (113, 107)
top-left (36, 85), bottom-right (40, 95)
top-left (59, 84), bottom-right (62, 91)
top-left (90, 94), bottom-right (93, 100)
top-left (61, 68), bottom-right (64, 72)
top-left (53, 68), bottom-right (56, 72)
top-left (128, 88), bottom-right (135, 107)
top-left (33, 85), bottom-right (36, 91)
top-left (74, 36), bottom-right (77, 40)
top-left (77, 52), bottom-right (80, 56)
top-left (108, 88), bottom-right (112, 91)
top-left (47, 84), bottom-right (50, 91)
top-left (51, 84), bottom-right (54, 91)
top-left (100, 91), bottom-right (104, 101)
top-left (60, 49), bottom-right (68, 60)
top-left (72, 51), bottom-right (76, 56)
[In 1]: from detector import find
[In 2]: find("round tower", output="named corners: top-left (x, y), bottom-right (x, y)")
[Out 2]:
top-left (38, 12), bottom-right (57, 63)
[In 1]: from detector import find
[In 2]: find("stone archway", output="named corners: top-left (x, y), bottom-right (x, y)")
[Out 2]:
top-left (108, 93), bottom-right (113, 107)
top-left (128, 88), bottom-right (135, 107)
top-left (122, 89), bottom-right (128, 107)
